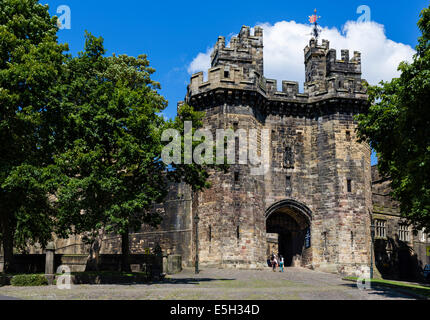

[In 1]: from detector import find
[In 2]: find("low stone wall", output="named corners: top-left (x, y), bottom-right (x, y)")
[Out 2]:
top-left (70, 273), bottom-right (154, 284)
top-left (0, 253), bottom-right (181, 277)
top-left (166, 254), bottom-right (182, 274)
top-left (0, 255), bottom-right (46, 274)
top-left (0, 274), bottom-right (12, 286)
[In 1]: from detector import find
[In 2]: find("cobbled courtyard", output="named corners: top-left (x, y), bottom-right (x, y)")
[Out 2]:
top-left (0, 267), bottom-right (418, 300)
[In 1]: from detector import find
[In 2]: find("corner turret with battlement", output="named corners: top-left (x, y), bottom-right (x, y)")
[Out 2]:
top-left (304, 38), bottom-right (365, 98)
top-left (211, 26), bottom-right (264, 77)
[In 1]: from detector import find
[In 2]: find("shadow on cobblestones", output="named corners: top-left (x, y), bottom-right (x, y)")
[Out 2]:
top-left (340, 282), bottom-right (421, 300)
top-left (163, 277), bottom-right (234, 285)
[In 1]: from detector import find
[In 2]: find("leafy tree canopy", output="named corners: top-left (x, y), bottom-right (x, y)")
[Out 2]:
top-left (356, 6), bottom-right (430, 231)
top-left (0, 0), bottom-right (67, 271)
top-left (54, 33), bottom-right (213, 270)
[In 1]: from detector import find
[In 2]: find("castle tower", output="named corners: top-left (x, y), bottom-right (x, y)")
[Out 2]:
top-left (185, 26), bottom-right (372, 275)
top-left (211, 25), bottom-right (264, 77)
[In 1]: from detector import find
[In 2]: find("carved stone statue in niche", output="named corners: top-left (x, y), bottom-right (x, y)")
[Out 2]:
top-left (284, 146), bottom-right (295, 168)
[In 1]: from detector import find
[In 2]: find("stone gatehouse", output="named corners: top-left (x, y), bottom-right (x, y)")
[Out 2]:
top-left (179, 25), bottom-right (372, 275)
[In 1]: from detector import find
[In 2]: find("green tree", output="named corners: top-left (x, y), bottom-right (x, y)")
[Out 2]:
top-left (165, 104), bottom-right (212, 192)
top-left (356, 6), bottom-right (430, 231)
top-left (55, 33), bottom-right (212, 271)
top-left (0, 0), bottom-right (67, 272)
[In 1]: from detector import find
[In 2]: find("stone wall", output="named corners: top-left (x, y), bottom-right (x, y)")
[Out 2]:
top-left (371, 165), bottom-right (430, 280)
top-left (23, 182), bottom-right (193, 268)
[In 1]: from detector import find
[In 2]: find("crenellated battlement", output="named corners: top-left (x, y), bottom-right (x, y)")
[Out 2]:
top-left (326, 49), bottom-right (361, 78)
top-left (211, 25), bottom-right (264, 77)
top-left (186, 26), bottom-right (368, 110)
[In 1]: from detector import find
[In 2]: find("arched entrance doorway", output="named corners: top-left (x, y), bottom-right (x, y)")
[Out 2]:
top-left (265, 200), bottom-right (312, 267)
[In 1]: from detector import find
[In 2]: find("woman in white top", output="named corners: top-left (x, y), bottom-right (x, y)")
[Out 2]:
top-left (272, 254), bottom-right (278, 272)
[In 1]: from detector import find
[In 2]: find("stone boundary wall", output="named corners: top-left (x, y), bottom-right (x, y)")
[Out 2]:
top-left (0, 253), bottom-right (169, 274)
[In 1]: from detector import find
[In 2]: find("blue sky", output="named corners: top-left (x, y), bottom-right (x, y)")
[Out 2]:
top-left (43, 0), bottom-right (429, 165)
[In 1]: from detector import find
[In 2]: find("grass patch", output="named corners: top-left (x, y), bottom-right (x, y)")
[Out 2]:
top-left (343, 276), bottom-right (430, 298)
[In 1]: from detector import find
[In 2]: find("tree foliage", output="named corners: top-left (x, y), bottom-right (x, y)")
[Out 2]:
top-left (0, 0), bottom-right (67, 271)
top-left (54, 33), bottom-right (212, 270)
top-left (356, 6), bottom-right (430, 231)
top-left (0, 1), bottom-right (216, 273)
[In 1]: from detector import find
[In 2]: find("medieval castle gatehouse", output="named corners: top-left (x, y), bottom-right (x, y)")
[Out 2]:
top-left (182, 25), bottom-right (372, 275)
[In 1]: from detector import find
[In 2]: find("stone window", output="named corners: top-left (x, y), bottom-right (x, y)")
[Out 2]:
top-left (347, 179), bottom-right (352, 193)
top-left (235, 136), bottom-right (239, 163)
top-left (224, 66), bottom-right (230, 78)
top-left (236, 225), bottom-right (240, 240)
top-left (420, 228), bottom-right (427, 242)
top-left (286, 176), bottom-right (292, 195)
top-left (375, 219), bottom-right (386, 238)
top-left (398, 224), bottom-right (410, 242)
top-left (284, 146), bottom-right (294, 168)
top-left (346, 130), bottom-right (351, 141)
top-left (234, 171), bottom-right (240, 183)
top-left (208, 225), bottom-right (212, 242)
top-left (322, 231), bottom-right (328, 250)
top-left (257, 127), bottom-right (262, 157)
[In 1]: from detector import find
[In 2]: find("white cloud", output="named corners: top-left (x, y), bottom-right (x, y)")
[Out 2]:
top-left (188, 20), bottom-right (415, 90)
top-left (187, 47), bottom-right (213, 80)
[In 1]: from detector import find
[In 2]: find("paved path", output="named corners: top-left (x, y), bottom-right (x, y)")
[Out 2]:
top-left (0, 295), bottom-right (20, 300)
top-left (0, 267), bottom-right (417, 300)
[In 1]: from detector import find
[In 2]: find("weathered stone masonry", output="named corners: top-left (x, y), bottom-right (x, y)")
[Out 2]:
top-left (181, 25), bottom-right (372, 275)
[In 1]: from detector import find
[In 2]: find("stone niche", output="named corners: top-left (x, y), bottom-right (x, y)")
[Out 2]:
top-left (266, 233), bottom-right (279, 257)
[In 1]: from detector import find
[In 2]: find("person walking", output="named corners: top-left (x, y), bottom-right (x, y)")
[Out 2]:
top-left (272, 253), bottom-right (278, 272)
top-left (279, 255), bottom-right (284, 272)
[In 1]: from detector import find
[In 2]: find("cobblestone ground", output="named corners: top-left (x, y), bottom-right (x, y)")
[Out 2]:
top-left (0, 267), bottom-right (417, 300)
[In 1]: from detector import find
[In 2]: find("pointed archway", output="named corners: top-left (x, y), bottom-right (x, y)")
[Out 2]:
top-left (265, 200), bottom-right (312, 267)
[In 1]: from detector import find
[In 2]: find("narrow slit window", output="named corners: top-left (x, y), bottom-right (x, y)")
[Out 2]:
top-left (224, 71), bottom-right (230, 78)
top-left (323, 231), bottom-right (328, 249)
top-left (346, 130), bottom-right (351, 141)
top-left (235, 137), bottom-right (239, 162)
top-left (234, 172), bottom-right (240, 183)
top-left (208, 225), bottom-right (212, 242)
top-left (236, 225), bottom-right (240, 240)
top-left (347, 179), bottom-right (352, 193)
top-left (286, 176), bottom-right (292, 194)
